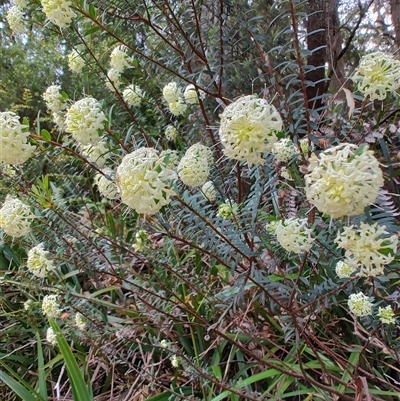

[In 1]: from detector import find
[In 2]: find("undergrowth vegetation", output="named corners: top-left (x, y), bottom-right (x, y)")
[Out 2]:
top-left (1, 0), bottom-right (400, 400)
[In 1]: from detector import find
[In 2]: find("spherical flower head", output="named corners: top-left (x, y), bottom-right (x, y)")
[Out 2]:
top-left (116, 148), bottom-right (177, 214)
top-left (0, 111), bottom-right (35, 165)
top-left (160, 149), bottom-right (180, 170)
top-left (305, 144), bottom-right (383, 218)
top-left (65, 98), bottom-right (106, 145)
top-left (299, 138), bottom-right (313, 155)
top-left (348, 292), bottom-right (373, 317)
top-left (0, 197), bottom-right (34, 237)
top-left (107, 68), bottom-right (121, 84)
top-left (335, 260), bottom-right (357, 279)
top-left (94, 169), bottom-right (120, 200)
top-left (219, 95), bottom-right (283, 166)
top-left (24, 299), bottom-right (34, 311)
top-left (110, 45), bottom-right (130, 73)
top-left (46, 327), bottom-right (57, 346)
top-left (335, 222), bottom-right (398, 277)
top-left (27, 243), bottom-right (56, 278)
top-left (265, 220), bottom-right (279, 234)
top-left (275, 217), bottom-right (314, 253)
top-left (201, 181), bottom-right (217, 201)
top-left (352, 52), bottom-right (400, 100)
top-left (133, 229), bottom-right (148, 251)
top-left (170, 355), bottom-right (181, 368)
top-left (14, 0), bottom-right (28, 9)
top-left (6, 6), bottom-right (25, 33)
top-left (178, 154), bottom-right (210, 187)
top-left (217, 201), bottom-right (239, 219)
top-left (75, 312), bottom-right (87, 330)
top-left (271, 138), bottom-right (297, 162)
top-left (43, 85), bottom-right (65, 113)
top-left (165, 125), bottom-right (178, 142)
top-left (186, 143), bottom-right (214, 166)
top-left (184, 84), bottom-right (204, 104)
top-left (123, 84), bottom-right (144, 107)
top-left (163, 82), bottom-right (182, 103)
top-left (68, 50), bottom-right (85, 74)
top-left (160, 339), bottom-right (168, 348)
top-left (41, 294), bottom-right (61, 319)
top-left (377, 305), bottom-right (396, 324)
top-left (41, 0), bottom-right (76, 29)
top-left (169, 101), bottom-right (187, 116)
top-left (81, 142), bottom-right (109, 167)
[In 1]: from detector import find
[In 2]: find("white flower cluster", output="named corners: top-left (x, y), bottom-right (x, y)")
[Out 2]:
top-left (201, 181), bottom-right (217, 202)
top-left (6, 6), bottom-right (25, 33)
top-left (169, 101), bottom-right (187, 116)
top-left (42, 294), bottom-right (61, 319)
top-left (46, 327), bottom-right (57, 346)
top-left (217, 200), bottom-right (239, 219)
top-left (65, 98), bottom-right (106, 145)
top-left (0, 197), bottom-right (34, 237)
top-left (27, 243), bottom-right (56, 278)
top-left (110, 45), bottom-right (130, 73)
top-left (160, 149), bottom-right (180, 170)
top-left (123, 84), bottom-right (144, 107)
top-left (14, 0), bottom-right (28, 9)
top-left (348, 292), bottom-right (373, 317)
top-left (335, 260), bottom-right (357, 279)
top-left (219, 95), bottom-right (283, 166)
top-left (352, 52), bottom-right (400, 100)
top-left (271, 138), bottom-right (297, 162)
top-left (116, 148), bottom-right (177, 214)
top-left (94, 169), bottom-right (120, 200)
top-left (275, 217), bottom-right (314, 253)
top-left (178, 143), bottom-right (213, 187)
top-left (132, 229), bottom-right (148, 251)
top-left (52, 111), bottom-right (66, 131)
top-left (0, 111), bottom-right (35, 165)
top-left (41, 0), bottom-right (76, 29)
top-left (81, 142), bottom-right (109, 167)
top-left (68, 50), bottom-right (85, 74)
top-left (305, 144), bottom-right (383, 218)
top-left (183, 84), bottom-right (204, 104)
top-left (43, 85), bottom-right (65, 113)
top-left (377, 305), bottom-right (396, 324)
top-left (75, 312), bottom-right (87, 330)
top-left (335, 222), bottom-right (398, 277)
top-left (165, 125), bottom-right (178, 142)
top-left (106, 68), bottom-right (122, 91)
top-left (163, 82), bottom-right (181, 103)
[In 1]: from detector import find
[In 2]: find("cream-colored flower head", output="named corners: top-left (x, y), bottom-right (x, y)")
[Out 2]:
top-left (46, 327), bottom-right (57, 346)
top-left (6, 6), bottom-right (25, 33)
top-left (348, 292), bottom-right (373, 317)
top-left (178, 154), bottom-right (210, 187)
top-left (41, 0), bottom-right (76, 29)
top-left (110, 45), bottom-right (130, 73)
top-left (81, 141), bottom-right (109, 167)
top-left (377, 305), bottom-right (396, 324)
top-left (163, 82), bottom-right (182, 103)
top-left (335, 222), bottom-right (398, 277)
top-left (116, 148), bottom-right (177, 214)
top-left (41, 294), bottom-right (61, 319)
top-left (169, 101), bottom-right (187, 116)
top-left (94, 169), bottom-right (120, 200)
top-left (123, 85), bottom-right (144, 107)
top-left (106, 68), bottom-right (122, 91)
top-left (14, 0), bottom-right (28, 9)
top-left (75, 312), bottom-right (87, 330)
top-left (184, 84), bottom-right (204, 104)
top-left (43, 85), bottom-right (65, 113)
top-left (305, 144), bottom-right (383, 218)
top-left (0, 112), bottom-right (35, 165)
top-left (217, 201), bottom-right (239, 219)
top-left (275, 217), bottom-right (314, 253)
top-left (271, 138), bottom-right (297, 162)
top-left (201, 181), bottom-right (217, 202)
top-left (0, 197), bottom-right (34, 237)
top-left (186, 143), bottom-right (214, 166)
top-left (335, 260), bottom-right (357, 279)
top-left (352, 52), bottom-right (400, 100)
top-left (219, 95), bottom-right (283, 166)
top-left (165, 125), bottom-right (178, 142)
top-left (27, 243), bottom-right (56, 278)
top-left (65, 98), bottom-right (106, 145)
top-left (68, 50), bottom-right (85, 73)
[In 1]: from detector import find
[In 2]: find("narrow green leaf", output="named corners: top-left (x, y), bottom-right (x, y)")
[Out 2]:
top-left (35, 332), bottom-right (48, 401)
top-left (0, 370), bottom-right (38, 401)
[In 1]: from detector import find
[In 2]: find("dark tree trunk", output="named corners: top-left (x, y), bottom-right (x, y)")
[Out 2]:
top-left (390, 0), bottom-right (400, 49)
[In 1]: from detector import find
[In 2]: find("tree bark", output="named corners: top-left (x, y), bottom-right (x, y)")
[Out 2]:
top-left (390, 0), bottom-right (400, 49)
